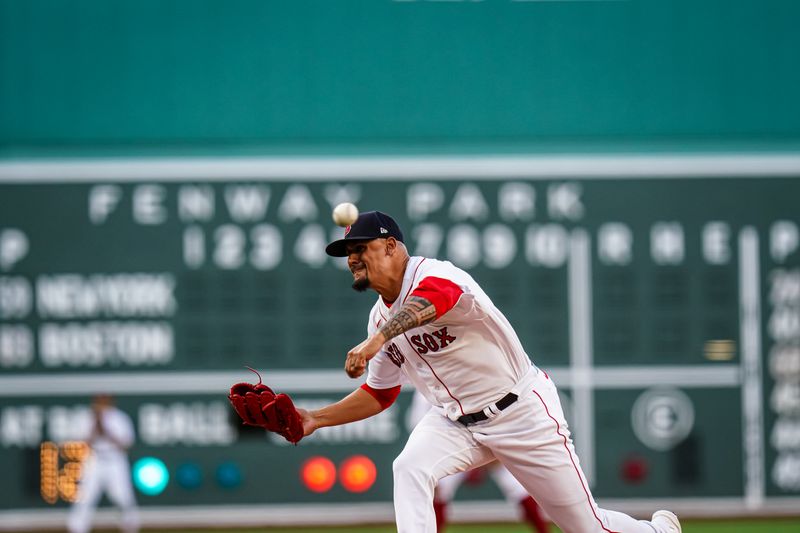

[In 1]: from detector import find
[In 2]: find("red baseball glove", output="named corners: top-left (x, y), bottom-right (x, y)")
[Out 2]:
top-left (228, 368), bottom-right (304, 444)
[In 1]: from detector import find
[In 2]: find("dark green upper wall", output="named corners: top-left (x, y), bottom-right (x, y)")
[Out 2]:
top-left (1, 0), bottom-right (799, 155)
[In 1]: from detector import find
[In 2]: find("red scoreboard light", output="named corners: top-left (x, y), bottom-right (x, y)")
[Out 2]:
top-left (339, 455), bottom-right (377, 493)
top-left (301, 456), bottom-right (336, 493)
top-left (620, 454), bottom-right (649, 484)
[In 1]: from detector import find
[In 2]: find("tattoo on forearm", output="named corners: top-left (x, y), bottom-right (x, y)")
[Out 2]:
top-left (379, 296), bottom-right (437, 340)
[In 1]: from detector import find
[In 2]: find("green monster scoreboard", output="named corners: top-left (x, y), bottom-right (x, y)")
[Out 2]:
top-left (1, 155), bottom-right (799, 526)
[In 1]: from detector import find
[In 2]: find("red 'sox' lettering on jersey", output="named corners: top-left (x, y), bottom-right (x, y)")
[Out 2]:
top-left (385, 342), bottom-right (405, 368)
top-left (410, 327), bottom-right (457, 355)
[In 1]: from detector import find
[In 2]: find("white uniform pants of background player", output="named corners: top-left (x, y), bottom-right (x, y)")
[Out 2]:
top-left (394, 369), bottom-right (659, 533)
top-left (68, 453), bottom-right (140, 533)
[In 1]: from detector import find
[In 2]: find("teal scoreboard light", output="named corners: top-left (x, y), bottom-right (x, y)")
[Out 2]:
top-left (0, 154), bottom-right (799, 524)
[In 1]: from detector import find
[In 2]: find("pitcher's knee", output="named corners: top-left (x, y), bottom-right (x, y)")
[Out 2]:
top-left (393, 453), bottom-right (434, 489)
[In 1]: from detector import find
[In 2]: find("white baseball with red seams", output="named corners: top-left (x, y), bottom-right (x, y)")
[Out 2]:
top-left (332, 202), bottom-right (359, 227)
top-left (365, 256), bottom-right (677, 533)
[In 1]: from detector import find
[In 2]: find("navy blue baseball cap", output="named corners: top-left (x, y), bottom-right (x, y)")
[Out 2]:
top-left (325, 210), bottom-right (404, 257)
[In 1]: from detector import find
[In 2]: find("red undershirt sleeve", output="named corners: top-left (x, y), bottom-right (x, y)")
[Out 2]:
top-left (360, 383), bottom-right (402, 410)
top-left (409, 276), bottom-right (464, 319)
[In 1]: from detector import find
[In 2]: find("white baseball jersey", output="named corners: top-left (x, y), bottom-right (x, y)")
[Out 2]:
top-left (87, 408), bottom-right (135, 456)
top-left (365, 256), bottom-right (536, 419)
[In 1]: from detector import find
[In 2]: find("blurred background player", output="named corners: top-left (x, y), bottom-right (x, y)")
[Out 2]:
top-left (67, 394), bottom-right (139, 533)
top-left (406, 389), bottom-right (550, 533)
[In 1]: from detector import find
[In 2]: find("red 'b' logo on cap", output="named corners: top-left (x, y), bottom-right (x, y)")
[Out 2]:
top-left (344, 225), bottom-right (352, 236)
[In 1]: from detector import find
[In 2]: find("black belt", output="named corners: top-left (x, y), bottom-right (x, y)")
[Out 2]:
top-left (456, 392), bottom-right (518, 426)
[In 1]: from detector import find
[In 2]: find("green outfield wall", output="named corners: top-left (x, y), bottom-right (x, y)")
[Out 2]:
top-left (1, 0), bottom-right (799, 527)
top-left (1, 0), bottom-right (799, 155)
top-left (0, 160), bottom-right (798, 517)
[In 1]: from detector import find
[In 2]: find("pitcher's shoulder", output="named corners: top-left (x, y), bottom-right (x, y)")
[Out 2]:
top-left (412, 256), bottom-right (467, 280)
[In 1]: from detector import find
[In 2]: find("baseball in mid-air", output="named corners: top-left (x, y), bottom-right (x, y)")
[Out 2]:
top-left (332, 202), bottom-right (359, 227)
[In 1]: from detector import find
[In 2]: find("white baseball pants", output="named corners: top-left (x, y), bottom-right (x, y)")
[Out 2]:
top-left (435, 462), bottom-right (529, 503)
top-left (68, 453), bottom-right (140, 533)
top-left (393, 369), bottom-right (659, 533)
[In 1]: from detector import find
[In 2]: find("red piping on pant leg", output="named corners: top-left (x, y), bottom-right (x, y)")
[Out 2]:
top-left (532, 390), bottom-right (618, 533)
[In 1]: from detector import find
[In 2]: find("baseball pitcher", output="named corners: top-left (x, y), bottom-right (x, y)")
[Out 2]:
top-left (229, 211), bottom-right (681, 533)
